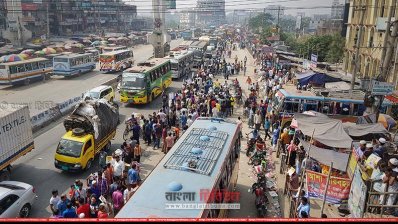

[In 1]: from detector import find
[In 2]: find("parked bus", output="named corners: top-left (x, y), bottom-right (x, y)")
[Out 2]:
top-left (102, 45), bottom-right (128, 53)
top-left (52, 53), bottom-right (96, 77)
top-left (0, 58), bottom-right (52, 86)
top-left (116, 117), bottom-right (241, 218)
top-left (164, 50), bottom-right (194, 79)
top-left (119, 58), bottom-right (172, 104)
top-left (273, 84), bottom-right (393, 128)
top-left (99, 49), bottom-right (134, 72)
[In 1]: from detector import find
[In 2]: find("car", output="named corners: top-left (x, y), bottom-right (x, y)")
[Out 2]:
top-left (83, 85), bottom-right (115, 102)
top-left (0, 181), bottom-right (37, 218)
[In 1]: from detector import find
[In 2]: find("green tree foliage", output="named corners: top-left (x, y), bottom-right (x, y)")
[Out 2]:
top-left (326, 34), bottom-right (346, 64)
top-left (279, 18), bottom-right (296, 33)
top-left (249, 13), bottom-right (274, 33)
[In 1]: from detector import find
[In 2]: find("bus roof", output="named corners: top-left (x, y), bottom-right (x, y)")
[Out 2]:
top-left (125, 58), bottom-right (170, 73)
top-left (53, 53), bottom-right (93, 59)
top-left (279, 84), bottom-right (392, 105)
top-left (100, 49), bottom-right (131, 56)
top-left (0, 57), bottom-right (49, 66)
top-left (102, 45), bottom-right (126, 50)
top-left (116, 118), bottom-right (240, 218)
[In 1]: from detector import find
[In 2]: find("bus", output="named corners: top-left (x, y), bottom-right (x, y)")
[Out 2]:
top-left (189, 41), bottom-right (208, 69)
top-left (52, 53), bottom-right (96, 77)
top-left (273, 83), bottom-right (393, 128)
top-left (0, 58), bottom-right (52, 86)
top-left (102, 45), bottom-right (128, 53)
top-left (164, 50), bottom-right (194, 79)
top-left (116, 117), bottom-right (241, 218)
top-left (99, 49), bottom-right (134, 72)
top-left (119, 58), bottom-right (172, 104)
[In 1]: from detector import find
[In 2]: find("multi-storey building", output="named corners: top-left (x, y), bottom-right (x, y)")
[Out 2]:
top-left (344, 0), bottom-right (398, 86)
top-left (179, 9), bottom-right (196, 29)
top-left (196, 0), bottom-right (226, 27)
top-left (0, 0), bottom-right (6, 32)
top-left (331, 0), bottom-right (345, 19)
top-left (21, 0), bottom-right (47, 38)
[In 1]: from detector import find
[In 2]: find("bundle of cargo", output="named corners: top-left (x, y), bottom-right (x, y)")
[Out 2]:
top-left (64, 99), bottom-right (119, 141)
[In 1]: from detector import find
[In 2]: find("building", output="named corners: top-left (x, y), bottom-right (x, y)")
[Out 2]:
top-left (50, 0), bottom-right (136, 36)
top-left (0, 0), bottom-right (6, 32)
top-left (196, 0), bottom-right (226, 27)
top-left (21, 0), bottom-right (47, 38)
top-left (2, 0), bottom-right (32, 46)
top-left (180, 9), bottom-right (196, 29)
top-left (344, 0), bottom-right (398, 86)
top-left (264, 5), bottom-right (285, 21)
top-left (331, 0), bottom-right (345, 19)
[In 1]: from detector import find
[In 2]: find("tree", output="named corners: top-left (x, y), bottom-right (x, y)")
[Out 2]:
top-left (279, 18), bottom-right (296, 33)
top-left (326, 34), bottom-right (346, 64)
top-left (249, 13), bottom-right (274, 33)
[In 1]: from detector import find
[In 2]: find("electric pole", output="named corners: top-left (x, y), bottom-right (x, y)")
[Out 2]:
top-left (46, 0), bottom-right (50, 39)
top-left (277, 6), bottom-right (281, 34)
top-left (350, 1), bottom-right (366, 91)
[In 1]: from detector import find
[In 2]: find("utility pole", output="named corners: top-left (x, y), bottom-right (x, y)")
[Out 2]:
top-left (46, 0), bottom-right (50, 39)
top-left (277, 6), bottom-right (281, 34)
top-left (350, 1), bottom-right (366, 91)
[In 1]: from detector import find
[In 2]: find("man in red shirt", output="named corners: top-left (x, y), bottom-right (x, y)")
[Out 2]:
top-left (112, 186), bottom-right (124, 215)
top-left (76, 198), bottom-right (90, 219)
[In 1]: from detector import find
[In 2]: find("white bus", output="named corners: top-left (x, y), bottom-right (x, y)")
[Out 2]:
top-left (53, 53), bottom-right (96, 77)
top-left (99, 49), bottom-right (134, 72)
top-left (0, 58), bottom-right (52, 86)
top-left (164, 50), bottom-right (194, 79)
top-left (102, 45), bottom-right (128, 53)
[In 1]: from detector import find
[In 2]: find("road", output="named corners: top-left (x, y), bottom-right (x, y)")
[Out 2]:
top-left (5, 40), bottom-right (183, 218)
top-left (0, 39), bottom-right (182, 116)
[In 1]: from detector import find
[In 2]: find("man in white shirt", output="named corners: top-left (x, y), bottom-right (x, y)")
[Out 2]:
top-left (49, 190), bottom-right (61, 215)
top-left (157, 109), bottom-right (167, 123)
top-left (187, 115), bottom-right (194, 127)
top-left (112, 156), bottom-right (124, 180)
top-left (355, 140), bottom-right (367, 160)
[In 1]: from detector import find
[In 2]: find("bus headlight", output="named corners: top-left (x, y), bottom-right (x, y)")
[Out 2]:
top-left (74, 163), bottom-right (82, 168)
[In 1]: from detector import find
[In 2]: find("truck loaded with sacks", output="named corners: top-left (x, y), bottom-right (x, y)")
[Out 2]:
top-left (54, 99), bottom-right (119, 172)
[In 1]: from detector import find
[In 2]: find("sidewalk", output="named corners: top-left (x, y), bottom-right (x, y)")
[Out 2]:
top-left (224, 46), bottom-right (340, 218)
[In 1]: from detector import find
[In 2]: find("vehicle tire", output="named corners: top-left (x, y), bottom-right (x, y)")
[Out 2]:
top-left (151, 92), bottom-right (155, 102)
top-left (85, 159), bottom-right (93, 171)
top-left (19, 204), bottom-right (31, 218)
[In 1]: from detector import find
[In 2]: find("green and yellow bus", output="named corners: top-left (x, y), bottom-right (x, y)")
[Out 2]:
top-left (119, 58), bottom-right (172, 104)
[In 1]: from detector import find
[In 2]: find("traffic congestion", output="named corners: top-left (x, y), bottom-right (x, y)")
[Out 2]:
top-left (1, 17), bottom-right (398, 221)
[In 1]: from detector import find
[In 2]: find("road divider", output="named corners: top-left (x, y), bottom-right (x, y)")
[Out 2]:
top-left (30, 76), bottom-right (119, 133)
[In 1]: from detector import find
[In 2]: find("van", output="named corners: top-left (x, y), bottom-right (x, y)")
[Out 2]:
top-left (83, 85), bottom-right (115, 102)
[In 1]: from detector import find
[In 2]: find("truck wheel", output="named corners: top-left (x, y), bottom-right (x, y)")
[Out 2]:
top-left (85, 159), bottom-right (93, 171)
top-left (104, 141), bottom-right (111, 152)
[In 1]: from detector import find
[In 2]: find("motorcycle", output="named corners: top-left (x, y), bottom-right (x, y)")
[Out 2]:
top-left (251, 181), bottom-right (268, 218)
top-left (245, 137), bottom-right (256, 157)
top-left (248, 150), bottom-right (267, 166)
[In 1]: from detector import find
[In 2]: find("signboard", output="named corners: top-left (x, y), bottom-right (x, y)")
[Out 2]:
top-left (348, 166), bottom-right (367, 218)
top-left (306, 170), bottom-right (351, 204)
top-left (303, 60), bottom-right (311, 69)
top-left (310, 54), bottom-right (317, 69)
top-left (347, 149), bottom-right (358, 178)
top-left (22, 3), bottom-right (39, 11)
top-left (371, 80), bottom-right (394, 95)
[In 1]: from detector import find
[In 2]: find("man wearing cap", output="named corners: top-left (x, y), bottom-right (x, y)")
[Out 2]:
top-left (374, 138), bottom-right (387, 157)
top-left (389, 158), bottom-right (398, 173)
top-left (355, 140), bottom-right (367, 160)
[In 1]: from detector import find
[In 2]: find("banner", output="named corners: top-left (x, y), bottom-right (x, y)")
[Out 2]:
top-left (348, 166), bottom-right (367, 218)
top-left (347, 149), bottom-right (359, 178)
top-left (306, 170), bottom-right (351, 204)
top-left (310, 54), bottom-right (317, 68)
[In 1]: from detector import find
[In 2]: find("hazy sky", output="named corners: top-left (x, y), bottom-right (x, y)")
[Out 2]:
top-left (123, 0), bottom-right (338, 16)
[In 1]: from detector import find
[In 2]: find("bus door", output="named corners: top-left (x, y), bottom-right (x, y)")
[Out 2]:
top-left (353, 103), bottom-right (366, 116)
top-left (303, 100), bottom-right (318, 112)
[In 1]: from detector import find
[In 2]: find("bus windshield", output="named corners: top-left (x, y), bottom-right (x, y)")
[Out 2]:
top-left (56, 139), bottom-right (83, 158)
top-left (100, 55), bottom-right (114, 61)
top-left (171, 62), bottom-right (178, 70)
top-left (121, 73), bottom-right (146, 90)
top-left (54, 58), bottom-right (69, 63)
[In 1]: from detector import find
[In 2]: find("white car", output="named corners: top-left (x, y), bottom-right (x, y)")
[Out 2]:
top-left (0, 181), bottom-right (37, 218)
top-left (83, 85), bottom-right (115, 102)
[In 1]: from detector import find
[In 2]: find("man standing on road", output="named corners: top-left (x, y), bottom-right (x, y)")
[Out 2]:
top-left (50, 190), bottom-right (61, 216)
top-left (297, 197), bottom-right (310, 218)
top-left (112, 186), bottom-right (124, 216)
top-left (131, 122), bottom-right (141, 145)
top-left (165, 132), bottom-right (175, 154)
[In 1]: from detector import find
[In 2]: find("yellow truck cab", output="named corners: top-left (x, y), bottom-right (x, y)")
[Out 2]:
top-left (55, 129), bottom-right (115, 172)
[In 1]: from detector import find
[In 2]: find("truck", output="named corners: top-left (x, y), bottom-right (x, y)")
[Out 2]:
top-left (0, 104), bottom-right (34, 181)
top-left (54, 99), bottom-right (119, 172)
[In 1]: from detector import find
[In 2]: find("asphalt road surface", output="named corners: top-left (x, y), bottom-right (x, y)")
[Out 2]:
top-left (0, 39), bottom-right (182, 116)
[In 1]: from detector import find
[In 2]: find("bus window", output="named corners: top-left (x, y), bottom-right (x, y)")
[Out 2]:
top-left (32, 62), bottom-right (39, 70)
top-left (156, 68), bottom-right (160, 78)
top-left (341, 103), bottom-right (350, 115)
top-left (9, 65), bottom-right (17, 74)
top-left (17, 65), bottom-right (26, 73)
top-left (25, 63), bottom-right (32, 71)
top-left (358, 104), bottom-right (366, 115)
